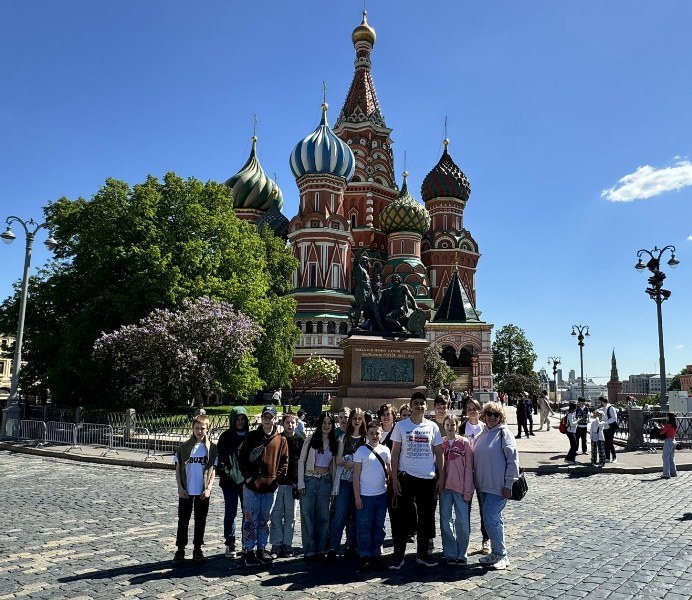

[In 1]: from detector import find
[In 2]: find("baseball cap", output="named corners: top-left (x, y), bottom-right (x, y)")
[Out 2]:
top-left (261, 405), bottom-right (277, 417)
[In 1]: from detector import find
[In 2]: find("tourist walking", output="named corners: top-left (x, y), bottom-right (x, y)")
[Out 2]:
top-left (516, 393), bottom-right (530, 438)
top-left (473, 402), bottom-right (520, 570)
top-left (537, 390), bottom-right (554, 430)
top-left (599, 397), bottom-right (618, 463)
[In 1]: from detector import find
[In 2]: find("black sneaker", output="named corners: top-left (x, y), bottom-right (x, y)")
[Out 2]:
top-left (192, 548), bottom-right (204, 562)
top-left (345, 547), bottom-right (359, 560)
top-left (256, 548), bottom-right (274, 565)
top-left (245, 550), bottom-right (259, 566)
top-left (389, 556), bottom-right (405, 570)
top-left (172, 549), bottom-right (185, 564)
top-left (416, 555), bottom-right (438, 567)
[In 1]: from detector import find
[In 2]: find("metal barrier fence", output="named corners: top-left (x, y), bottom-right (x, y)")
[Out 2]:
top-left (19, 420), bottom-right (47, 445)
top-left (643, 415), bottom-right (692, 449)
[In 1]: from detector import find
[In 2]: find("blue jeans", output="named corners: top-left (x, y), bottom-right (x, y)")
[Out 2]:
top-left (356, 493), bottom-right (387, 558)
top-left (662, 439), bottom-right (677, 477)
top-left (242, 486), bottom-right (277, 552)
top-left (439, 490), bottom-right (470, 560)
top-left (221, 482), bottom-right (244, 545)
top-left (479, 491), bottom-right (507, 558)
top-left (269, 484), bottom-right (297, 547)
top-left (300, 474), bottom-right (332, 557)
top-left (330, 479), bottom-right (357, 551)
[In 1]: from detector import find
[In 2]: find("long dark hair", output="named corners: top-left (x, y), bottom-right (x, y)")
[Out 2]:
top-left (345, 407), bottom-right (367, 447)
top-left (667, 413), bottom-right (677, 428)
top-left (310, 411), bottom-right (338, 455)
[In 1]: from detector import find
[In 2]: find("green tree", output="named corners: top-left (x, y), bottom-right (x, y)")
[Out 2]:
top-left (0, 173), bottom-right (298, 407)
top-left (497, 372), bottom-right (541, 400)
top-left (293, 355), bottom-right (340, 399)
top-left (424, 343), bottom-right (456, 391)
top-left (667, 368), bottom-right (686, 391)
top-left (492, 324), bottom-right (538, 383)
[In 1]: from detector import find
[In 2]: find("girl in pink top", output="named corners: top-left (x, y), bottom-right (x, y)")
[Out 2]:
top-left (440, 415), bottom-right (474, 564)
top-left (660, 413), bottom-right (678, 479)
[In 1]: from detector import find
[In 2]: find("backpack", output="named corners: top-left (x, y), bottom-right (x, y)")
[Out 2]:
top-left (559, 415), bottom-right (568, 434)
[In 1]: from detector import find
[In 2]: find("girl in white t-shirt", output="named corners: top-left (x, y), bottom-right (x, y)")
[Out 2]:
top-left (353, 420), bottom-right (391, 571)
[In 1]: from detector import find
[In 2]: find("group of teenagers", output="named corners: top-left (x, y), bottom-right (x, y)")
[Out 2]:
top-left (172, 391), bottom-right (521, 573)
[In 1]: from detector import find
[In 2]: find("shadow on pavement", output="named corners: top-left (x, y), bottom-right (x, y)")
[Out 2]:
top-left (677, 512), bottom-right (692, 522)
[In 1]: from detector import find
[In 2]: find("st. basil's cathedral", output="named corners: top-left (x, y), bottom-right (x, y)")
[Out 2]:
top-left (225, 12), bottom-right (494, 393)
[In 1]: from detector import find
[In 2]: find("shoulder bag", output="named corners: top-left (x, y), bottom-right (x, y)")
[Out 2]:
top-left (500, 429), bottom-right (528, 501)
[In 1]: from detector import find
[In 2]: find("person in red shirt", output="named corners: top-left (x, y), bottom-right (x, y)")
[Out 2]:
top-left (660, 413), bottom-right (678, 479)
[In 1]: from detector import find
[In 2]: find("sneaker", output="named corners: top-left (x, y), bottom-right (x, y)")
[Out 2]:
top-left (581, 451), bottom-right (588, 455)
top-left (661, 475), bottom-right (670, 479)
top-left (415, 555), bottom-right (438, 567)
top-left (529, 433), bottom-right (536, 436)
top-left (491, 556), bottom-right (510, 570)
top-left (444, 557), bottom-right (457, 566)
top-left (591, 463), bottom-right (599, 468)
top-left (345, 547), bottom-right (359, 560)
top-left (245, 550), bottom-right (259, 566)
top-left (389, 557), bottom-right (405, 570)
top-left (276, 545), bottom-right (290, 558)
top-left (479, 553), bottom-right (501, 565)
top-left (225, 545), bottom-right (236, 559)
top-left (427, 539), bottom-right (435, 555)
top-left (172, 549), bottom-right (185, 564)
top-left (192, 548), bottom-right (204, 562)
top-left (458, 558), bottom-right (468, 565)
top-left (611, 458), bottom-right (618, 464)
top-left (256, 548), bottom-right (274, 565)
top-left (481, 540), bottom-right (491, 555)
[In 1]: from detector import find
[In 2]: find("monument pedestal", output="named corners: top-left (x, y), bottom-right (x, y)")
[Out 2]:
top-left (333, 334), bottom-right (430, 412)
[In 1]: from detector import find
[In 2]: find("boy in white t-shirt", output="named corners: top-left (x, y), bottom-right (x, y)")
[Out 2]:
top-left (172, 415), bottom-right (218, 564)
top-left (353, 420), bottom-right (391, 572)
top-left (589, 408), bottom-right (606, 467)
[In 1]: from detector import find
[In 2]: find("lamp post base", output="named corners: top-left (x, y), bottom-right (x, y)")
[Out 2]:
top-left (1, 403), bottom-right (21, 440)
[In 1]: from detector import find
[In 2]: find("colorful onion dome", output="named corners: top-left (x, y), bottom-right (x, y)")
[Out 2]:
top-left (256, 196), bottom-right (289, 239)
top-left (380, 171), bottom-right (431, 235)
top-left (352, 10), bottom-right (376, 46)
top-left (290, 104), bottom-right (356, 182)
top-left (421, 139), bottom-right (471, 203)
top-left (225, 136), bottom-right (283, 211)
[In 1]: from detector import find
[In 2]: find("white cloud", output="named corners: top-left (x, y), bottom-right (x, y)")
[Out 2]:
top-left (601, 159), bottom-right (692, 202)
top-left (688, 235), bottom-right (692, 241)
top-left (674, 344), bottom-right (684, 349)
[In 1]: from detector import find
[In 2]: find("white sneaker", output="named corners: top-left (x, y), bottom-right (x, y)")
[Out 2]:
top-left (491, 556), bottom-right (510, 570)
top-left (611, 458), bottom-right (618, 464)
top-left (481, 539), bottom-right (491, 555)
top-left (479, 553), bottom-right (501, 565)
top-left (225, 546), bottom-right (236, 559)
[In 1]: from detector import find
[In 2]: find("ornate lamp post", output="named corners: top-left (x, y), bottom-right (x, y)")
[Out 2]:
top-left (635, 245), bottom-right (679, 411)
top-left (1, 216), bottom-right (57, 439)
top-left (548, 356), bottom-right (561, 408)
top-left (571, 325), bottom-right (589, 400)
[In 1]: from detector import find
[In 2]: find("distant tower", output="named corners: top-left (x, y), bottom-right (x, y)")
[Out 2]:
top-left (607, 349), bottom-right (623, 404)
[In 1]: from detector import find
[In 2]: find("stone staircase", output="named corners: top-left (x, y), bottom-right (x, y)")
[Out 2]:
top-left (452, 366), bottom-right (473, 392)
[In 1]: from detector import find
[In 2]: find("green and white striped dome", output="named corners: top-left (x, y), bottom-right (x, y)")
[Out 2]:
top-left (225, 137), bottom-right (283, 211)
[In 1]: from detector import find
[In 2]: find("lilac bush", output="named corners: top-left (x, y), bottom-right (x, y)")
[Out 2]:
top-left (93, 296), bottom-right (262, 409)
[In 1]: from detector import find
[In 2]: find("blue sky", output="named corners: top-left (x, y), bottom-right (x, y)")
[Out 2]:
top-left (1, 1), bottom-right (690, 385)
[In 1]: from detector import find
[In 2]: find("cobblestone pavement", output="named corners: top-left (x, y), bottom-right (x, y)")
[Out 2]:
top-left (1, 453), bottom-right (691, 600)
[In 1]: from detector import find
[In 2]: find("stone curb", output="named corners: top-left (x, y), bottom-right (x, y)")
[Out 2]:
top-left (0, 441), bottom-right (174, 470)
top-left (524, 463), bottom-right (692, 475)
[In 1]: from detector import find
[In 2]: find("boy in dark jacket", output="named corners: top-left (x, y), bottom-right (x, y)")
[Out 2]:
top-left (216, 406), bottom-right (250, 558)
top-left (270, 413), bottom-right (304, 557)
top-left (238, 405), bottom-right (289, 566)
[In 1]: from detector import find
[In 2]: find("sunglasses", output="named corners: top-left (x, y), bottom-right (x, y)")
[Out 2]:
top-left (485, 412), bottom-right (501, 418)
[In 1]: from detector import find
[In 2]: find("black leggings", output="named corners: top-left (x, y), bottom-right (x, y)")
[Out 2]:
top-left (603, 428), bottom-right (617, 461)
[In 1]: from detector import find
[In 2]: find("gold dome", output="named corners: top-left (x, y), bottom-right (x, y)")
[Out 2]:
top-left (352, 10), bottom-right (376, 45)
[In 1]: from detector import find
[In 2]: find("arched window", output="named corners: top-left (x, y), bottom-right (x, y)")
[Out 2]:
top-left (305, 321), bottom-right (314, 334)
top-left (350, 214), bottom-right (357, 229)
top-left (317, 321), bottom-right (324, 334)
top-left (296, 321), bottom-right (303, 332)
top-left (339, 322), bottom-right (348, 335)
top-left (327, 321), bottom-right (336, 334)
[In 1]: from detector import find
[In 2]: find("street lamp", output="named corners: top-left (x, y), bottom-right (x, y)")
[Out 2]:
top-left (634, 245), bottom-right (679, 411)
top-left (548, 356), bottom-right (561, 409)
top-left (571, 325), bottom-right (589, 400)
top-left (1, 216), bottom-right (57, 439)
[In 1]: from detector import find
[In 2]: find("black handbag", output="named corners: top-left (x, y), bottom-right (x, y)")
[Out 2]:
top-left (500, 429), bottom-right (528, 501)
